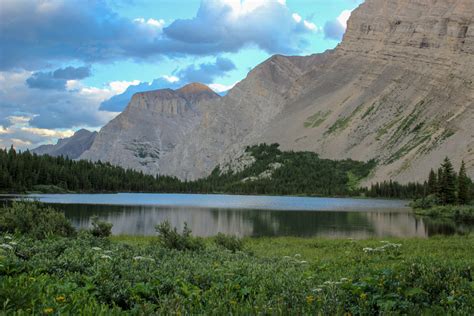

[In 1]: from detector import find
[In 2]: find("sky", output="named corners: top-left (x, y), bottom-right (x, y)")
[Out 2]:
top-left (0, 0), bottom-right (363, 150)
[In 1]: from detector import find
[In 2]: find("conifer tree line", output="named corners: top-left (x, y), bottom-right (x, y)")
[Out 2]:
top-left (366, 157), bottom-right (473, 205)
top-left (1, 144), bottom-right (472, 202)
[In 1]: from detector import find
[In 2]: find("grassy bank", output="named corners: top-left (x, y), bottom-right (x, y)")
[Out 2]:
top-left (1, 233), bottom-right (473, 315)
top-left (413, 205), bottom-right (474, 222)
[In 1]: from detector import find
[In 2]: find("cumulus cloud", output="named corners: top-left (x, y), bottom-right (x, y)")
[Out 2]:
top-left (26, 66), bottom-right (91, 90)
top-left (0, 70), bottom-right (117, 133)
top-left (174, 57), bottom-right (236, 84)
top-left (0, 0), bottom-right (317, 70)
top-left (324, 10), bottom-right (352, 41)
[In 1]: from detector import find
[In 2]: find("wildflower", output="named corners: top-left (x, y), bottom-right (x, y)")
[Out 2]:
top-left (8, 241), bottom-right (17, 245)
top-left (363, 247), bottom-right (373, 253)
top-left (91, 247), bottom-right (102, 251)
top-left (306, 295), bottom-right (315, 304)
top-left (101, 255), bottom-right (112, 260)
top-left (360, 293), bottom-right (367, 300)
top-left (380, 240), bottom-right (389, 243)
top-left (312, 288), bottom-right (323, 293)
top-left (55, 295), bottom-right (66, 303)
top-left (294, 254), bottom-right (301, 258)
top-left (340, 278), bottom-right (349, 282)
top-left (43, 307), bottom-right (54, 314)
top-left (133, 256), bottom-right (155, 262)
top-left (0, 243), bottom-right (13, 250)
top-left (300, 260), bottom-right (308, 264)
top-left (4, 236), bottom-right (12, 240)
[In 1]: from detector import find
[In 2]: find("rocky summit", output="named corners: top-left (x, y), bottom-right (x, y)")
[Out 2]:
top-left (81, 0), bottom-right (474, 183)
top-left (32, 129), bottom-right (97, 159)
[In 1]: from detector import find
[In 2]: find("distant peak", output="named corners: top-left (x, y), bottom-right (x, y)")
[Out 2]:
top-left (176, 83), bottom-right (214, 94)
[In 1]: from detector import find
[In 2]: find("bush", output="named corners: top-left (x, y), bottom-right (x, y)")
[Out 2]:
top-left (155, 221), bottom-right (204, 251)
top-left (89, 216), bottom-right (113, 238)
top-left (214, 233), bottom-right (244, 252)
top-left (410, 194), bottom-right (439, 210)
top-left (0, 201), bottom-right (76, 239)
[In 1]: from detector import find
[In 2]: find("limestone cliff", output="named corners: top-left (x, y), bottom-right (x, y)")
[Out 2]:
top-left (82, 0), bottom-right (474, 183)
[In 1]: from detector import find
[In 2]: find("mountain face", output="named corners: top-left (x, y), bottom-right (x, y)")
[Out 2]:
top-left (82, 0), bottom-right (474, 183)
top-left (32, 129), bottom-right (97, 159)
top-left (80, 83), bottom-right (220, 174)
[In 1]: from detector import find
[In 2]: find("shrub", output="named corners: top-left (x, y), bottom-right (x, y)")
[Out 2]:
top-left (214, 233), bottom-right (244, 252)
top-left (155, 221), bottom-right (204, 251)
top-left (410, 194), bottom-right (439, 210)
top-left (0, 201), bottom-right (75, 239)
top-left (89, 216), bottom-right (113, 238)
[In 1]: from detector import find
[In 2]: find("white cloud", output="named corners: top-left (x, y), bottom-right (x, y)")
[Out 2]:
top-left (209, 82), bottom-right (237, 93)
top-left (163, 75), bottom-right (180, 83)
top-left (108, 80), bottom-right (141, 94)
top-left (20, 127), bottom-right (74, 138)
top-left (304, 20), bottom-right (317, 31)
top-left (292, 13), bottom-right (302, 23)
top-left (337, 10), bottom-right (352, 29)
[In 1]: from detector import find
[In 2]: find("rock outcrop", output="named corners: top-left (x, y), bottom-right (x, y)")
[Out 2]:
top-left (80, 83), bottom-right (220, 174)
top-left (82, 0), bottom-right (474, 183)
top-left (32, 129), bottom-right (97, 159)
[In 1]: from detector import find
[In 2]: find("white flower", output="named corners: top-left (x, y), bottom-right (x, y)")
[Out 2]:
top-left (4, 236), bottom-right (12, 240)
top-left (133, 256), bottom-right (155, 262)
top-left (8, 241), bottom-right (17, 246)
top-left (312, 288), bottom-right (323, 293)
top-left (294, 254), bottom-right (301, 258)
top-left (100, 255), bottom-right (112, 260)
top-left (340, 278), bottom-right (348, 282)
top-left (0, 243), bottom-right (13, 250)
top-left (363, 247), bottom-right (374, 253)
top-left (91, 247), bottom-right (102, 251)
top-left (300, 260), bottom-right (308, 264)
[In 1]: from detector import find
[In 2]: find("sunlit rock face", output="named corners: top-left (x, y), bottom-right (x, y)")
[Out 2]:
top-left (82, 0), bottom-right (474, 182)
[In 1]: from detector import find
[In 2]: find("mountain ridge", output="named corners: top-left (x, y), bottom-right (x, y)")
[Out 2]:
top-left (80, 0), bottom-right (474, 183)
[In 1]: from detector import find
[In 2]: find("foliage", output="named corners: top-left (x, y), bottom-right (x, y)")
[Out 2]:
top-left (155, 221), bottom-right (204, 251)
top-left (414, 205), bottom-right (474, 222)
top-left (214, 233), bottom-right (244, 252)
top-left (439, 157), bottom-right (457, 205)
top-left (409, 194), bottom-right (439, 210)
top-left (458, 161), bottom-right (471, 205)
top-left (89, 216), bottom-right (113, 238)
top-left (195, 143), bottom-right (377, 196)
top-left (1, 232), bottom-right (473, 315)
top-left (0, 201), bottom-right (75, 239)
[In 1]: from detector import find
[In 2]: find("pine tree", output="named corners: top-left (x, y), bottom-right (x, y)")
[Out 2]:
top-left (436, 167), bottom-right (444, 202)
top-left (440, 157), bottom-right (457, 205)
top-left (427, 169), bottom-right (437, 195)
top-left (458, 161), bottom-right (471, 205)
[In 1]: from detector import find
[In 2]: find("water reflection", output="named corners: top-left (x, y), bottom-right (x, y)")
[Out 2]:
top-left (44, 203), bottom-right (472, 238)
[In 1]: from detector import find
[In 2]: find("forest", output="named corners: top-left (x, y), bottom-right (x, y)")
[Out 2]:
top-left (0, 144), bottom-right (472, 202)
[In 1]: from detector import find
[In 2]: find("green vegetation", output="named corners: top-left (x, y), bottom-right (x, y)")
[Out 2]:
top-left (410, 158), bottom-right (474, 221)
top-left (1, 202), bottom-right (473, 315)
top-left (325, 103), bottom-right (364, 135)
top-left (0, 144), bottom-right (378, 197)
top-left (195, 143), bottom-right (377, 196)
top-left (303, 111), bottom-right (330, 128)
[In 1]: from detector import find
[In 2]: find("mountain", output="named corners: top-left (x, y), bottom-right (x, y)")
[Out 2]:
top-left (81, 0), bottom-right (474, 183)
top-left (32, 129), bottom-right (97, 159)
top-left (80, 83), bottom-right (220, 174)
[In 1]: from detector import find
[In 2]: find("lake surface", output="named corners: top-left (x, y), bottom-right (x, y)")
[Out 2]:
top-left (4, 193), bottom-right (473, 238)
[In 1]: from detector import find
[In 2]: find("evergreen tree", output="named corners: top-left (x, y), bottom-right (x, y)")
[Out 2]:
top-left (440, 157), bottom-right (457, 205)
top-left (458, 161), bottom-right (471, 205)
top-left (436, 167), bottom-right (444, 202)
top-left (427, 169), bottom-right (437, 195)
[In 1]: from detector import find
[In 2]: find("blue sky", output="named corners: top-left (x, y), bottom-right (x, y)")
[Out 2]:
top-left (0, 0), bottom-right (363, 149)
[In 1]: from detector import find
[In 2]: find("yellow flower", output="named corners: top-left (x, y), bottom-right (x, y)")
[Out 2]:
top-left (43, 307), bottom-right (54, 314)
top-left (230, 300), bottom-right (237, 305)
top-left (55, 295), bottom-right (66, 303)
top-left (360, 293), bottom-right (367, 300)
top-left (306, 295), bottom-right (315, 304)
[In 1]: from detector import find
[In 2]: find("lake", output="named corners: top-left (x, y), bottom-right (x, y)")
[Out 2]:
top-left (3, 193), bottom-right (473, 238)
